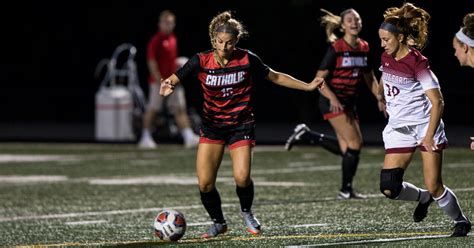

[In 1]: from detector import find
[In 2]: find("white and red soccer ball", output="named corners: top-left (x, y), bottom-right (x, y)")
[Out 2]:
top-left (153, 209), bottom-right (186, 241)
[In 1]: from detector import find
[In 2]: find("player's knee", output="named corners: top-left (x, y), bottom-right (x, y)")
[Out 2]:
top-left (234, 174), bottom-right (251, 188)
top-left (198, 181), bottom-right (215, 193)
top-left (379, 168), bottom-right (405, 199)
top-left (347, 140), bottom-right (362, 150)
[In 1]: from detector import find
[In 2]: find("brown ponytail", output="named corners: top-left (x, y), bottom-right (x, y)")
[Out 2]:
top-left (383, 2), bottom-right (430, 49)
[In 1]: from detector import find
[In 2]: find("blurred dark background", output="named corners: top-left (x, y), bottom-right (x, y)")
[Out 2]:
top-left (2, 0), bottom-right (473, 143)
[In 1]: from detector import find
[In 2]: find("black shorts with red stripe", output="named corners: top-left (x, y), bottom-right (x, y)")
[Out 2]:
top-left (199, 123), bottom-right (256, 150)
top-left (318, 95), bottom-right (358, 120)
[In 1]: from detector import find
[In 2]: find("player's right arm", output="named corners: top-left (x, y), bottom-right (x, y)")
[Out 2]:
top-left (160, 74), bottom-right (180, 96)
top-left (161, 54), bottom-right (200, 96)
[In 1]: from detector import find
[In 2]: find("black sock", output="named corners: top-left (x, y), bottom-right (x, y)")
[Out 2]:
top-left (236, 181), bottom-right (254, 212)
top-left (341, 148), bottom-right (360, 192)
top-left (200, 188), bottom-right (225, 224)
top-left (301, 130), bottom-right (342, 156)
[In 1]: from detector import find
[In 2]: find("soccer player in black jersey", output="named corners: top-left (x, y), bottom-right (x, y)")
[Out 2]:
top-left (160, 11), bottom-right (325, 238)
top-left (285, 9), bottom-right (385, 200)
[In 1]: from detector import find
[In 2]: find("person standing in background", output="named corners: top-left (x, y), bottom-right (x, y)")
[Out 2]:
top-left (138, 10), bottom-right (199, 149)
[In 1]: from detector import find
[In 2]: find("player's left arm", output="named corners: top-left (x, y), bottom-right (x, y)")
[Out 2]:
top-left (266, 69), bottom-right (325, 91)
top-left (421, 88), bottom-right (444, 152)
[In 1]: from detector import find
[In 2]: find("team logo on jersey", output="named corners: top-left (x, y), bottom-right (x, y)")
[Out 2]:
top-left (342, 56), bottom-right (367, 67)
top-left (381, 72), bottom-right (411, 85)
top-left (205, 71), bottom-right (246, 87)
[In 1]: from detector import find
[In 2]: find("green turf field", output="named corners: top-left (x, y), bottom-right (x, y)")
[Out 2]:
top-left (0, 143), bottom-right (472, 247)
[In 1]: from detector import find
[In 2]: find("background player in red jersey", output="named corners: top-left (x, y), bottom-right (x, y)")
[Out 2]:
top-left (452, 12), bottom-right (474, 150)
top-left (378, 3), bottom-right (470, 237)
top-left (138, 10), bottom-right (199, 149)
top-left (160, 11), bottom-right (325, 238)
top-left (285, 8), bottom-right (385, 199)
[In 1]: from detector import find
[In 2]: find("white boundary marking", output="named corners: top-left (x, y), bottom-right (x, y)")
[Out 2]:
top-left (65, 220), bottom-right (107, 226)
top-left (286, 234), bottom-right (451, 247)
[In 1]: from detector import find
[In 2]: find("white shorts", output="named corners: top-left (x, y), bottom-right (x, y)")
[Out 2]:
top-left (147, 83), bottom-right (187, 114)
top-left (382, 120), bottom-right (448, 153)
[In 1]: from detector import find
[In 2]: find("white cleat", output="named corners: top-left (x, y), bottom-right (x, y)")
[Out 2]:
top-left (138, 136), bottom-right (157, 149)
top-left (285, 124), bottom-right (310, 151)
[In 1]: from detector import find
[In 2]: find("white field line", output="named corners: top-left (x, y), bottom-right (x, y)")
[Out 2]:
top-left (286, 234), bottom-right (452, 247)
top-left (0, 175), bottom-right (68, 183)
top-left (3, 186), bottom-right (474, 223)
top-left (288, 161), bottom-right (317, 167)
top-left (290, 223), bottom-right (328, 228)
top-left (0, 204), bottom-right (235, 223)
top-left (65, 220), bottom-right (107, 226)
top-left (265, 223), bottom-right (329, 230)
top-left (0, 174), bottom-right (314, 187)
top-left (0, 155), bottom-right (77, 163)
top-left (253, 181), bottom-right (316, 187)
top-left (187, 221), bottom-right (213, 227)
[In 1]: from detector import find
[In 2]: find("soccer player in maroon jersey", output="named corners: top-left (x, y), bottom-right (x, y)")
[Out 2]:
top-left (378, 3), bottom-right (470, 237)
top-left (452, 12), bottom-right (474, 150)
top-left (160, 11), bottom-right (325, 238)
top-left (285, 9), bottom-right (385, 200)
top-left (138, 10), bottom-right (199, 149)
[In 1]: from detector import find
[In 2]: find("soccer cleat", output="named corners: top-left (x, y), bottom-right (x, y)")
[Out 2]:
top-left (337, 190), bottom-right (367, 200)
top-left (201, 222), bottom-right (228, 238)
top-left (451, 221), bottom-right (471, 237)
top-left (285, 124), bottom-right (310, 151)
top-left (413, 197), bottom-right (434, 222)
top-left (138, 136), bottom-right (157, 149)
top-left (240, 210), bottom-right (262, 235)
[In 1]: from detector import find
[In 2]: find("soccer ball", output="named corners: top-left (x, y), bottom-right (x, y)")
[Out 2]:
top-left (153, 209), bottom-right (186, 241)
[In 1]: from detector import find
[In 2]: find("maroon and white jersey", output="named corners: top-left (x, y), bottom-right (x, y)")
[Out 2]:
top-left (175, 48), bottom-right (269, 128)
top-left (380, 49), bottom-right (440, 128)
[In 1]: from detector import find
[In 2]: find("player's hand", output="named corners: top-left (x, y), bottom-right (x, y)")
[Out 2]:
top-left (329, 97), bottom-right (343, 113)
top-left (420, 137), bottom-right (437, 153)
top-left (377, 100), bottom-right (388, 118)
top-left (160, 78), bottom-right (175, 96)
top-left (470, 137), bottom-right (474, 150)
top-left (307, 77), bottom-right (325, 91)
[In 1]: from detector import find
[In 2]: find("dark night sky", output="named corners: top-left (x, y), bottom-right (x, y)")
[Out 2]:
top-left (3, 0), bottom-right (474, 126)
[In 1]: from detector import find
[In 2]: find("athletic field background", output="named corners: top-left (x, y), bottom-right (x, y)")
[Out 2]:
top-left (0, 143), bottom-right (472, 247)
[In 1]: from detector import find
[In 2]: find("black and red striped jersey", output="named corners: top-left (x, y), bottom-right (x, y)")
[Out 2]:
top-left (175, 48), bottom-right (270, 128)
top-left (319, 38), bottom-right (371, 99)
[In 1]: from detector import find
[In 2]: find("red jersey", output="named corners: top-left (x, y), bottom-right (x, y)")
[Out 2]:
top-left (146, 31), bottom-right (177, 83)
top-left (175, 48), bottom-right (269, 128)
top-left (319, 38), bottom-right (371, 100)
